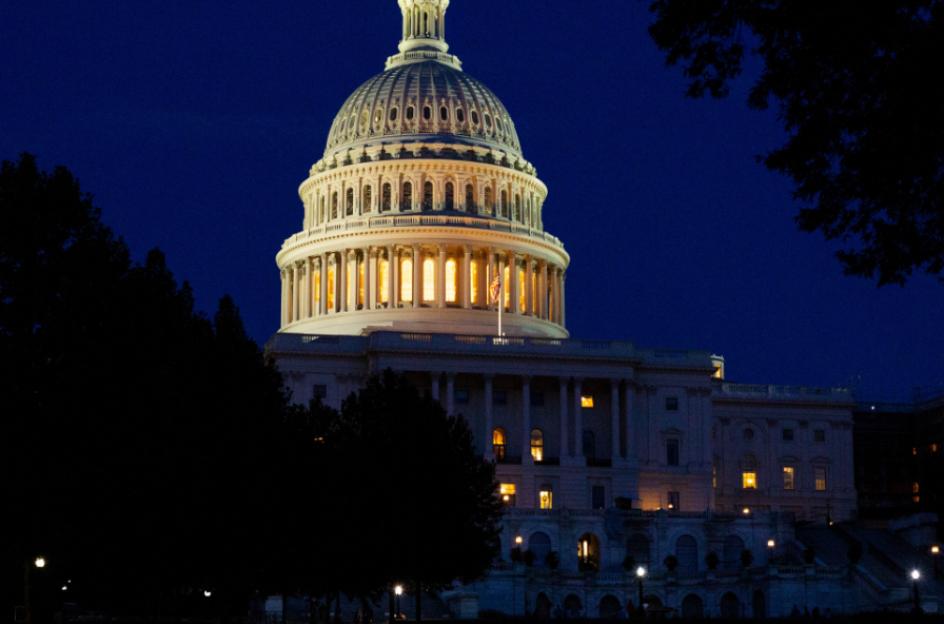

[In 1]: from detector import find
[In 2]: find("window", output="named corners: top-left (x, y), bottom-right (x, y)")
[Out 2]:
top-left (470, 257), bottom-right (481, 305)
top-left (313, 268), bottom-right (321, 307)
top-left (440, 106), bottom-right (448, 121)
top-left (471, 110), bottom-right (479, 125)
top-left (422, 181), bottom-right (433, 211)
top-left (484, 113), bottom-right (492, 129)
top-left (517, 267), bottom-right (526, 313)
top-left (327, 265), bottom-right (336, 311)
top-left (465, 184), bottom-right (474, 212)
top-left (666, 439), bottom-right (680, 467)
top-left (499, 482), bottom-right (516, 505)
top-left (422, 257), bottom-right (435, 302)
top-left (331, 192), bottom-right (338, 219)
top-left (814, 429), bottom-right (826, 443)
top-left (382, 183), bottom-right (392, 212)
top-left (665, 397), bottom-right (679, 411)
top-left (389, 107), bottom-right (398, 122)
top-left (580, 395), bottom-right (595, 409)
top-left (493, 389), bottom-right (507, 406)
top-left (445, 182), bottom-right (454, 211)
top-left (357, 258), bottom-right (365, 307)
top-left (484, 187), bottom-right (493, 212)
top-left (814, 466), bottom-right (827, 491)
top-left (591, 485), bottom-right (606, 510)
top-left (500, 190), bottom-right (508, 217)
top-left (345, 188), bottom-right (354, 215)
top-left (582, 430), bottom-right (596, 459)
top-left (312, 384), bottom-right (327, 401)
top-left (400, 257), bottom-right (413, 302)
top-left (373, 108), bottom-right (383, 125)
top-left (743, 428), bottom-right (754, 441)
top-left (712, 462), bottom-right (718, 488)
top-left (445, 258), bottom-right (457, 303)
top-left (456, 108), bottom-right (465, 123)
top-left (539, 487), bottom-right (553, 510)
top-left (667, 491), bottom-right (680, 511)
top-left (378, 257), bottom-right (389, 304)
top-left (455, 388), bottom-right (469, 404)
top-left (782, 428), bottom-right (794, 442)
top-left (402, 181), bottom-right (412, 210)
top-left (422, 105), bottom-right (432, 120)
top-left (530, 391), bottom-right (545, 407)
top-left (406, 106), bottom-right (415, 120)
top-left (530, 428), bottom-right (544, 462)
top-left (783, 466), bottom-right (796, 490)
top-left (742, 471), bottom-right (757, 490)
top-left (492, 428), bottom-right (507, 461)
top-left (362, 185), bottom-right (372, 213)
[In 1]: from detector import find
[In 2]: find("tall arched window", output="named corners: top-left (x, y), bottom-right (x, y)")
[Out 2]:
top-left (331, 192), bottom-right (338, 219)
top-left (514, 194), bottom-right (521, 221)
top-left (402, 182), bottom-right (413, 211)
top-left (357, 256), bottom-right (365, 307)
top-left (529, 532), bottom-right (552, 567)
top-left (742, 454), bottom-right (758, 490)
top-left (445, 258), bottom-right (458, 303)
top-left (400, 257), bottom-right (413, 303)
top-left (530, 428), bottom-right (544, 462)
top-left (422, 181), bottom-right (433, 211)
top-left (484, 186), bottom-right (493, 213)
top-left (518, 266), bottom-right (526, 313)
top-left (444, 182), bottom-right (455, 210)
top-left (345, 188), bottom-right (354, 216)
top-left (382, 183), bottom-right (392, 212)
top-left (362, 185), bottom-right (372, 213)
top-left (577, 533), bottom-right (600, 571)
top-left (502, 264), bottom-right (511, 311)
top-left (378, 256), bottom-right (390, 305)
top-left (465, 184), bottom-right (475, 212)
top-left (318, 196), bottom-right (325, 224)
top-left (422, 257), bottom-right (435, 302)
top-left (492, 428), bottom-right (506, 461)
top-left (500, 190), bottom-right (508, 218)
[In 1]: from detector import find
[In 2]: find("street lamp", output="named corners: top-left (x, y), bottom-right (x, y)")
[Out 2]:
top-left (742, 507), bottom-right (751, 516)
top-left (635, 566), bottom-right (647, 617)
top-left (767, 539), bottom-right (776, 549)
top-left (24, 556), bottom-right (47, 624)
top-left (394, 584), bottom-right (403, 621)
top-left (33, 558), bottom-right (46, 569)
top-left (203, 590), bottom-right (212, 598)
top-left (910, 569), bottom-right (921, 613)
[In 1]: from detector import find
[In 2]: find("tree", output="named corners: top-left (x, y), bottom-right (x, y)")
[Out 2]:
top-left (648, 1), bottom-right (944, 285)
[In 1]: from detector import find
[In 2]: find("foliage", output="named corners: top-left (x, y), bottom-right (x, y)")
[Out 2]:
top-left (649, 0), bottom-right (944, 285)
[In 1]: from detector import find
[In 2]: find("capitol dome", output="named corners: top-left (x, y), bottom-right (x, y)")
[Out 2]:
top-left (276, 0), bottom-right (569, 338)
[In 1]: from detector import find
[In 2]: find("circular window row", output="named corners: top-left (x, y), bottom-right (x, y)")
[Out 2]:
top-left (333, 104), bottom-right (512, 142)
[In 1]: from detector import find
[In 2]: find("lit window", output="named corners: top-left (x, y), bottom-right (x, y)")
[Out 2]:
top-left (912, 447), bottom-right (918, 456)
top-left (539, 488), bottom-right (553, 510)
top-left (492, 428), bottom-right (506, 461)
top-left (378, 257), bottom-right (389, 304)
top-left (530, 428), bottom-right (544, 462)
top-left (470, 258), bottom-right (480, 305)
top-left (327, 266), bottom-right (336, 311)
top-left (580, 395), bottom-right (595, 409)
top-left (445, 258), bottom-right (457, 303)
top-left (400, 258), bottom-right (413, 302)
top-left (931, 443), bottom-right (939, 454)
top-left (783, 466), bottom-right (795, 490)
top-left (666, 439), bottom-right (680, 466)
top-left (665, 397), bottom-right (679, 411)
top-left (742, 471), bottom-right (757, 490)
top-left (518, 267), bottom-right (526, 313)
top-left (422, 257), bottom-right (435, 302)
top-left (814, 429), bottom-right (826, 443)
top-left (499, 482), bottom-right (516, 505)
top-left (814, 467), bottom-right (827, 492)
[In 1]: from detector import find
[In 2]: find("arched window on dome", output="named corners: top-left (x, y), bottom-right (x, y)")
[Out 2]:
top-left (530, 428), bottom-right (544, 462)
top-left (465, 184), bottom-right (475, 213)
top-left (440, 106), bottom-right (449, 122)
top-left (500, 190), bottom-right (509, 218)
top-left (381, 183), bottom-right (392, 212)
top-left (422, 181), bottom-right (433, 211)
top-left (400, 257), bottom-right (413, 304)
top-left (422, 256), bottom-right (435, 303)
top-left (362, 185), bottom-right (372, 213)
top-left (319, 196), bottom-right (325, 224)
top-left (346, 189), bottom-right (354, 216)
top-left (484, 187), bottom-right (493, 214)
top-left (456, 108), bottom-right (466, 124)
top-left (331, 192), bottom-right (338, 220)
top-left (389, 107), bottom-right (398, 122)
top-left (514, 194), bottom-right (521, 222)
top-left (471, 110), bottom-right (480, 126)
top-left (406, 106), bottom-right (415, 121)
top-left (493, 428), bottom-right (507, 462)
top-left (423, 106), bottom-right (432, 121)
top-left (444, 182), bottom-right (455, 211)
top-left (402, 182), bottom-right (413, 211)
top-left (445, 258), bottom-right (458, 304)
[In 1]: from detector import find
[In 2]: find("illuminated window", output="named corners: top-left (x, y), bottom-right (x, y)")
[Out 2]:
top-left (422, 257), bottom-right (435, 302)
top-left (470, 258), bottom-right (480, 305)
top-left (742, 471), bottom-right (757, 490)
top-left (357, 259), bottom-right (365, 307)
top-left (378, 257), bottom-right (389, 304)
top-left (327, 266), bottom-right (336, 311)
top-left (518, 267), bottom-right (526, 313)
top-left (580, 395), bottom-right (595, 409)
top-left (530, 428), bottom-right (544, 462)
top-left (400, 257), bottom-right (413, 302)
top-left (313, 269), bottom-right (321, 307)
top-left (783, 466), bottom-right (796, 490)
top-left (912, 482), bottom-right (920, 494)
top-left (577, 533), bottom-right (599, 570)
top-left (712, 362), bottom-right (724, 379)
top-left (912, 447), bottom-right (918, 456)
top-left (931, 443), bottom-right (939, 454)
top-left (499, 482), bottom-right (516, 505)
top-left (493, 428), bottom-right (507, 461)
top-left (445, 258), bottom-right (457, 303)
top-left (502, 264), bottom-right (511, 310)
top-left (539, 488), bottom-right (553, 510)
top-left (814, 467), bottom-right (827, 492)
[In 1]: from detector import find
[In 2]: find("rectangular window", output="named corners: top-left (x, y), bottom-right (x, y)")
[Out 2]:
top-left (422, 257), bottom-right (435, 303)
top-left (312, 384), bottom-right (327, 401)
top-left (591, 485), bottom-right (606, 510)
top-left (400, 258), bottom-right (413, 303)
top-left (499, 483), bottom-right (517, 506)
top-left (665, 397), bottom-right (679, 411)
top-left (742, 471), bottom-right (757, 490)
top-left (782, 428), bottom-right (794, 442)
top-left (783, 466), bottom-right (795, 490)
top-left (666, 439), bottom-right (680, 467)
top-left (530, 391), bottom-right (545, 407)
top-left (455, 388), bottom-right (469, 405)
top-left (814, 467), bottom-right (827, 492)
top-left (667, 491), bottom-right (680, 511)
top-left (580, 395), bottom-right (594, 409)
top-left (539, 488), bottom-right (553, 510)
top-left (814, 429), bottom-right (826, 443)
top-left (493, 389), bottom-right (507, 406)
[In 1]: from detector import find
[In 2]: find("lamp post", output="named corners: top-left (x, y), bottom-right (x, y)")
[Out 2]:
top-left (910, 569), bottom-right (921, 613)
top-left (767, 539), bottom-right (776, 565)
top-left (24, 557), bottom-right (47, 624)
top-left (932, 545), bottom-right (940, 579)
top-left (635, 566), bottom-right (646, 618)
top-left (394, 585), bottom-right (403, 621)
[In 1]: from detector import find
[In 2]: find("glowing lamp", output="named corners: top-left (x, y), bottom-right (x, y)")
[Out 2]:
top-left (514, 535), bottom-right (523, 545)
top-left (767, 539), bottom-right (776, 549)
top-left (911, 569), bottom-right (921, 581)
top-left (742, 507), bottom-right (751, 516)
top-left (931, 545), bottom-right (940, 555)
top-left (394, 585), bottom-right (404, 596)
top-left (635, 566), bottom-right (646, 578)
top-left (34, 557), bottom-right (46, 569)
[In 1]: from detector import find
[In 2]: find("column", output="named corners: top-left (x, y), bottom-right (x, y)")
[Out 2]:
top-left (461, 246), bottom-right (471, 309)
top-left (320, 255), bottom-right (328, 315)
top-left (389, 246), bottom-right (398, 307)
top-left (525, 258), bottom-right (534, 316)
top-left (446, 373), bottom-right (455, 415)
top-left (279, 270), bottom-right (287, 326)
top-left (287, 265), bottom-right (296, 323)
top-left (521, 376), bottom-right (532, 464)
top-left (301, 261), bottom-right (311, 319)
top-left (347, 251), bottom-right (357, 312)
top-left (338, 250), bottom-right (347, 313)
top-left (488, 249), bottom-right (497, 310)
top-left (436, 246), bottom-right (446, 308)
top-left (431, 373), bottom-right (440, 401)
top-left (540, 261), bottom-right (548, 319)
top-left (623, 383), bottom-right (634, 459)
top-left (508, 253), bottom-right (519, 314)
top-left (611, 380), bottom-right (621, 461)
top-left (573, 378), bottom-right (583, 459)
top-left (412, 244), bottom-right (421, 309)
top-left (367, 247), bottom-right (377, 310)
top-left (560, 270), bottom-right (567, 327)
top-left (484, 375), bottom-right (494, 457)
top-left (558, 378), bottom-right (569, 458)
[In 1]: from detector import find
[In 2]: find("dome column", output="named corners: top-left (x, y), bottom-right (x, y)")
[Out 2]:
top-left (540, 261), bottom-right (548, 319)
top-left (300, 260), bottom-right (311, 320)
top-left (388, 246), bottom-right (398, 308)
top-left (508, 252), bottom-right (519, 315)
top-left (367, 247), bottom-right (377, 310)
top-left (436, 245), bottom-right (446, 308)
top-left (525, 257), bottom-right (534, 316)
top-left (287, 265), bottom-right (296, 324)
top-left (461, 246), bottom-right (471, 309)
top-left (561, 270), bottom-right (567, 327)
top-left (320, 254), bottom-right (329, 315)
top-left (412, 244), bottom-right (421, 309)
top-left (280, 269), bottom-right (287, 327)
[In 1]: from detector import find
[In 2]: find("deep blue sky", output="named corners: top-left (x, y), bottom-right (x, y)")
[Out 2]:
top-left (2, 0), bottom-right (941, 401)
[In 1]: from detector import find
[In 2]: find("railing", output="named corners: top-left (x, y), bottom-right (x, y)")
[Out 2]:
top-left (719, 382), bottom-right (852, 401)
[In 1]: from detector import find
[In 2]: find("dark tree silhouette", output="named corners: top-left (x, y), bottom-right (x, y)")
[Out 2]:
top-left (649, 1), bottom-right (944, 285)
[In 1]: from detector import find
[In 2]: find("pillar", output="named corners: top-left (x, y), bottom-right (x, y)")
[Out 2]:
top-left (559, 378), bottom-right (569, 459)
top-left (525, 258), bottom-right (534, 316)
top-left (560, 270), bottom-right (567, 327)
top-left (389, 246), bottom-right (398, 308)
top-left (280, 269), bottom-right (287, 326)
top-left (461, 246), bottom-right (471, 309)
top-left (338, 250), bottom-right (347, 313)
top-left (367, 247), bottom-right (377, 310)
top-left (412, 244), bottom-right (421, 309)
top-left (540, 261), bottom-right (548, 319)
top-left (573, 378), bottom-right (583, 459)
top-left (508, 253), bottom-right (519, 314)
top-left (436, 246), bottom-right (446, 308)
top-left (484, 375), bottom-right (494, 457)
top-left (287, 265), bottom-right (296, 323)
top-left (521, 376), bottom-right (532, 464)
top-left (347, 250), bottom-right (357, 312)
top-left (301, 261), bottom-right (311, 319)
top-left (611, 380), bottom-right (621, 461)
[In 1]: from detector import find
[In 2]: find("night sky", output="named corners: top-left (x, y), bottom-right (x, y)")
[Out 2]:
top-left (2, 0), bottom-right (942, 402)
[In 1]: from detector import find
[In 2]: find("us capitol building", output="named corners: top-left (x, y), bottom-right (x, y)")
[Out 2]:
top-left (266, 1), bottom-right (936, 618)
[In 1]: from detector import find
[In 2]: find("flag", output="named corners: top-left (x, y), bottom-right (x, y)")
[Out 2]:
top-left (488, 273), bottom-right (501, 305)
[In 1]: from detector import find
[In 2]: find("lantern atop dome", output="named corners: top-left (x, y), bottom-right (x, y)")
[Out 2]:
top-left (387, 0), bottom-right (462, 70)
